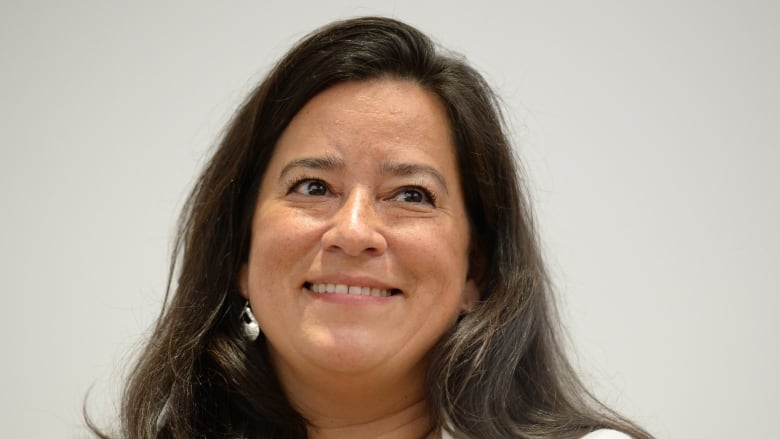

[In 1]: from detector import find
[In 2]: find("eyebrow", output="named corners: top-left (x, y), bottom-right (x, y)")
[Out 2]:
top-left (279, 155), bottom-right (345, 180)
top-left (380, 161), bottom-right (449, 194)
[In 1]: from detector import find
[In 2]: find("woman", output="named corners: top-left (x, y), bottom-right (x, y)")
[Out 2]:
top-left (93, 17), bottom-right (652, 439)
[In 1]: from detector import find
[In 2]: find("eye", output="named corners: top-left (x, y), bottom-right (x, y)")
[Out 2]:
top-left (392, 186), bottom-right (437, 205)
top-left (289, 178), bottom-right (330, 196)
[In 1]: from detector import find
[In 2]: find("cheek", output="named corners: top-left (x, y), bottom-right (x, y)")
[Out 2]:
top-left (245, 212), bottom-right (319, 301)
top-left (250, 208), bottom-right (323, 261)
top-left (414, 218), bottom-right (469, 268)
top-left (398, 221), bottom-right (471, 298)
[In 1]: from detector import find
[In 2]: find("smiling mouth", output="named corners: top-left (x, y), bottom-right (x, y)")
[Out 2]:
top-left (303, 282), bottom-right (401, 298)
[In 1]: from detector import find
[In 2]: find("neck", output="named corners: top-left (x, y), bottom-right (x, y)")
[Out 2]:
top-left (307, 399), bottom-right (435, 439)
top-left (273, 356), bottom-right (437, 438)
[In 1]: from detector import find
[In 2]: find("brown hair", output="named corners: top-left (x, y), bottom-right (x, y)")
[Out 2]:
top-left (90, 16), bottom-right (652, 439)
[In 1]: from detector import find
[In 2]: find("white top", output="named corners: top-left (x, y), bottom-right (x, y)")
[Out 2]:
top-left (441, 428), bottom-right (630, 439)
top-left (580, 430), bottom-right (632, 439)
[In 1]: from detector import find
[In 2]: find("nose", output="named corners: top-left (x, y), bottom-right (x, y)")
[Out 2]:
top-left (321, 188), bottom-right (387, 257)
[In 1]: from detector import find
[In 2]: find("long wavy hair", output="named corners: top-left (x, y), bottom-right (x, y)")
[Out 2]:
top-left (90, 16), bottom-right (652, 439)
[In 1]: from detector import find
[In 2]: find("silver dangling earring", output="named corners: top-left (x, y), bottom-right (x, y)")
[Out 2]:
top-left (240, 301), bottom-right (260, 341)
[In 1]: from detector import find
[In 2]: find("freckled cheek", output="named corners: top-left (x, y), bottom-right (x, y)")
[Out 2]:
top-left (247, 213), bottom-right (324, 288)
top-left (397, 224), bottom-right (470, 293)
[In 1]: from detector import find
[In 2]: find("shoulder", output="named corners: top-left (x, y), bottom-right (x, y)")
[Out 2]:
top-left (580, 429), bottom-right (633, 439)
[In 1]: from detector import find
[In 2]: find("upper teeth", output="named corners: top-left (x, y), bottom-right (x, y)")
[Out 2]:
top-left (309, 283), bottom-right (391, 297)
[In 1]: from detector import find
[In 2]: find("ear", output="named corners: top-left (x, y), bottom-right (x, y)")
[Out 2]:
top-left (460, 278), bottom-right (479, 313)
top-left (238, 264), bottom-right (249, 300)
top-left (460, 240), bottom-right (484, 313)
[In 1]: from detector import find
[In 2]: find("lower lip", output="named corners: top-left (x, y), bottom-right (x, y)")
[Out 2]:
top-left (303, 287), bottom-right (397, 304)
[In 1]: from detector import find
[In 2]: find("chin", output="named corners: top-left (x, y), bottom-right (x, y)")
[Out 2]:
top-left (282, 327), bottom-right (421, 376)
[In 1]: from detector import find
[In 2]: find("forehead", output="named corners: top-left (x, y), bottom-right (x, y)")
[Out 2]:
top-left (273, 79), bottom-right (456, 163)
top-left (294, 79), bottom-right (448, 123)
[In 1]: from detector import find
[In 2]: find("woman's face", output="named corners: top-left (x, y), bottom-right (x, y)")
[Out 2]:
top-left (240, 79), bottom-right (478, 380)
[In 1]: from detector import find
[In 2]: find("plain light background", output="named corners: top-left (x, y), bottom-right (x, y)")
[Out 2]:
top-left (2, 1), bottom-right (778, 437)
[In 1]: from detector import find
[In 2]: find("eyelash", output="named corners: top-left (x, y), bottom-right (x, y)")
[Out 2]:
top-left (396, 185), bottom-right (437, 206)
top-left (286, 175), bottom-right (332, 196)
top-left (285, 176), bottom-right (438, 206)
